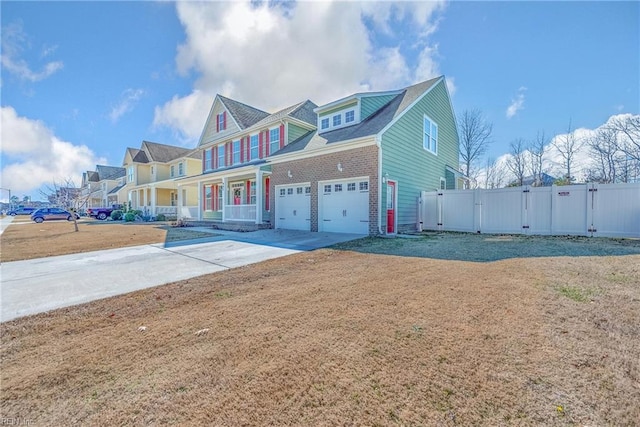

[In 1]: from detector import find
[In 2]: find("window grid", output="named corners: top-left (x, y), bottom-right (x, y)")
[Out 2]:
top-left (250, 135), bottom-right (259, 160)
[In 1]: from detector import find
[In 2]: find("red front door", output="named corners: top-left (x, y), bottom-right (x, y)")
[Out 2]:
top-left (386, 181), bottom-right (396, 234)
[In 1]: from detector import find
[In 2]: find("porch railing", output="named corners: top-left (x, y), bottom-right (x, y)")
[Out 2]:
top-left (224, 204), bottom-right (256, 221)
top-left (155, 206), bottom-right (177, 216)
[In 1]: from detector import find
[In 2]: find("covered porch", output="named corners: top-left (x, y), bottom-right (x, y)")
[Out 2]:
top-left (178, 166), bottom-right (271, 224)
top-left (128, 180), bottom-right (198, 220)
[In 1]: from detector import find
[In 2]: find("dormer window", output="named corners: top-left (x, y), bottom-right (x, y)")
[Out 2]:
top-left (333, 115), bottom-right (341, 126)
top-left (345, 110), bottom-right (355, 123)
top-left (269, 128), bottom-right (280, 154)
top-left (321, 118), bottom-right (329, 130)
top-left (178, 162), bottom-right (184, 176)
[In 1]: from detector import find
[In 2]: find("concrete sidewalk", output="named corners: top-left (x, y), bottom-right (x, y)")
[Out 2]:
top-left (0, 229), bottom-right (364, 322)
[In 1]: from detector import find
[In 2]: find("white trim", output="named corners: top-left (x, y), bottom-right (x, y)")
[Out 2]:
top-left (266, 136), bottom-right (377, 165)
top-left (377, 76), bottom-right (444, 138)
top-left (377, 141), bottom-right (383, 234)
top-left (423, 114), bottom-right (438, 155)
top-left (314, 89), bottom-right (402, 114)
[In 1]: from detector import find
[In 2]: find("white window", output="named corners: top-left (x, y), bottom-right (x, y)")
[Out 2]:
top-left (250, 135), bottom-right (259, 160)
top-left (280, 188), bottom-right (286, 196)
top-left (423, 115), bottom-right (438, 154)
top-left (217, 185), bottom-right (223, 211)
top-left (333, 114), bottom-right (341, 126)
top-left (345, 110), bottom-right (355, 123)
top-left (178, 162), bottom-right (184, 176)
top-left (218, 145), bottom-right (225, 168)
top-left (128, 166), bottom-right (134, 183)
top-left (440, 177), bottom-right (447, 190)
top-left (347, 183), bottom-right (356, 191)
top-left (269, 128), bottom-right (280, 154)
top-left (335, 184), bottom-right (342, 192)
top-left (287, 188), bottom-right (293, 195)
top-left (170, 165), bottom-right (175, 177)
top-left (204, 150), bottom-right (212, 170)
top-left (305, 186), bottom-right (311, 194)
top-left (217, 113), bottom-right (225, 131)
top-left (297, 187), bottom-right (303, 194)
top-left (359, 181), bottom-right (369, 191)
top-left (205, 186), bottom-right (212, 211)
top-left (321, 118), bottom-right (329, 129)
top-left (233, 140), bottom-right (241, 164)
top-left (324, 184), bottom-right (331, 193)
top-left (249, 181), bottom-right (256, 204)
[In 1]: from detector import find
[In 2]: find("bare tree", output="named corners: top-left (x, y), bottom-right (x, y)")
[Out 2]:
top-left (41, 178), bottom-right (86, 232)
top-left (586, 127), bottom-right (621, 183)
top-left (608, 115), bottom-right (640, 162)
top-left (458, 109), bottom-right (493, 184)
top-left (484, 157), bottom-right (507, 189)
top-left (528, 131), bottom-right (548, 186)
top-left (506, 138), bottom-right (527, 186)
top-left (552, 120), bottom-right (584, 183)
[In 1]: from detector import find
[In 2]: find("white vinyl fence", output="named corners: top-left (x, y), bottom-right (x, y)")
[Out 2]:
top-left (421, 183), bottom-right (640, 238)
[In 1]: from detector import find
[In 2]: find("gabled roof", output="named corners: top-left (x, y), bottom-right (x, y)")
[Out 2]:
top-left (250, 100), bottom-right (318, 130)
top-left (126, 147), bottom-right (149, 164)
top-left (274, 76), bottom-right (442, 156)
top-left (141, 141), bottom-right (193, 163)
top-left (218, 95), bottom-right (269, 129)
top-left (95, 165), bottom-right (125, 180)
top-left (108, 183), bottom-right (126, 195)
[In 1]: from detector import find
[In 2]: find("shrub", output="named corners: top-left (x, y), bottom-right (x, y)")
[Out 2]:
top-left (124, 212), bottom-right (136, 222)
top-left (111, 210), bottom-right (123, 221)
top-left (156, 213), bottom-right (166, 222)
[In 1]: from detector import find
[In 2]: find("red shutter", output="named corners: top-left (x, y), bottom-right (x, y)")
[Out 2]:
top-left (223, 112), bottom-right (227, 130)
top-left (226, 142), bottom-right (231, 166)
top-left (265, 177), bottom-right (270, 211)
top-left (246, 137), bottom-right (251, 161)
top-left (216, 114), bottom-right (219, 132)
top-left (265, 130), bottom-right (270, 156)
top-left (213, 146), bottom-right (218, 169)
top-left (279, 124), bottom-right (285, 149)
top-left (246, 181), bottom-right (251, 204)
top-left (212, 185), bottom-right (218, 211)
top-left (240, 138), bottom-right (245, 163)
top-left (203, 186), bottom-right (207, 210)
top-left (259, 132), bottom-right (264, 158)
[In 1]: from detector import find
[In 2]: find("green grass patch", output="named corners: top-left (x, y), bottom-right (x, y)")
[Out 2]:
top-left (555, 285), bottom-right (599, 302)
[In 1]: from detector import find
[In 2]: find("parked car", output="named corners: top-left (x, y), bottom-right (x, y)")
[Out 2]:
top-left (8, 207), bottom-right (37, 216)
top-left (31, 208), bottom-right (80, 223)
top-left (86, 204), bottom-right (123, 220)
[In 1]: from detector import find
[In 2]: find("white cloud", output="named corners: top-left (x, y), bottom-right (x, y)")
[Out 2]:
top-left (506, 86), bottom-right (527, 119)
top-left (1, 21), bottom-right (64, 82)
top-left (109, 88), bottom-right (145, 123)
top-left (154, 0), bottom-right (447, 142)
top-left (1, 107), bottom-right (104, 196)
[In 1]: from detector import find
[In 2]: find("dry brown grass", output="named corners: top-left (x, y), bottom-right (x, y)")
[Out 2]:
top-left (0, 218), bottom-right (217, 262)
top-left (1, 239), bottom-right (638, 425)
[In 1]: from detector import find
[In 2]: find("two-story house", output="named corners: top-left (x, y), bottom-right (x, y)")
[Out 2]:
top-left (80, 165), bottom-right (126, 209)
top-left (180, 75), bottom-right (461, 234)
top-left (122, 140), bottom-right (201, 219)
top-left (175, 95), bottom-right (317, 224)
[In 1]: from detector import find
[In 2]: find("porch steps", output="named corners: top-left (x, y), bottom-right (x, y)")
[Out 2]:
top-left (184, 220), bottom-right (272, 233)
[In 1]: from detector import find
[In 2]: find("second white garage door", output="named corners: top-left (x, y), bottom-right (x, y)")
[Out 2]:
top-left (275, 183), bottom-right (311, 231)
top-left (319, 178), bottom-right (370, 234)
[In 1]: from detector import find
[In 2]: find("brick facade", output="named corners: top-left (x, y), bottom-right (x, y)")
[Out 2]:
top-left (270, 144), bottom-right (380, 234)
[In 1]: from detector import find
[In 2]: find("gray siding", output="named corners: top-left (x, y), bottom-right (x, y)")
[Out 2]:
top-left (288, 123), bottom-right (308, 144)
top-left (361, 95), bottom-right (397, 121)
top-left (380, 80), bottom-right (459, 231)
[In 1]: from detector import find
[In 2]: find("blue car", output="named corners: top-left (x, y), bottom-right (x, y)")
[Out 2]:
top-left (31, 208), bottom-right (79, 223)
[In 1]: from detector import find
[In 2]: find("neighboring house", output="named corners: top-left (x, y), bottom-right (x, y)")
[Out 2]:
top-left (176, 95), bottom-right (317, 223)
top-left (179, 75), bottom-right (460, 235)
top-left (510, 173), bottom-right (556, 187)
top-left (80, 165), bottom-right (126, 209)
top-left (122, 141), bottom-right (201, 218)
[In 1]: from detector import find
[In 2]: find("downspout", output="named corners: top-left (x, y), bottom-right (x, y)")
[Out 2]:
top-left (376, 134), bottom-right (383, 235)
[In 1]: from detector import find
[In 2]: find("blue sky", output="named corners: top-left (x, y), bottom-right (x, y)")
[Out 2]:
top-left (1, 1), bottom-right (638, 201)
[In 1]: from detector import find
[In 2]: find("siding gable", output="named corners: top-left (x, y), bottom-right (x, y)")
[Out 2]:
top-left (380, 79), bottom-right (459, 228)
top-left (361, 94), bottom-right (397, 120)
top-left (287, 123), bottom-right (308, 144)
top-left (199, 100), bottom-right (241, 147)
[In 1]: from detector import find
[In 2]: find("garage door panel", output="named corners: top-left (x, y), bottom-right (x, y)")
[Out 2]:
top-left (319, 179), bottom-right (369, 234)
top-left (275, 184), bottom-right (311, 231)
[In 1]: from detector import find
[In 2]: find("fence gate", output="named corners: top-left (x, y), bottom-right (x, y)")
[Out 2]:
top-left (420, 183), bottom-right (640, 238)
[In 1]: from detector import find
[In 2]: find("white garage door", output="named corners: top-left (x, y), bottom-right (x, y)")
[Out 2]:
top-left (319, 178), bottom-right (369, 234)
top-left (275, 184), bottom-right (311, 231)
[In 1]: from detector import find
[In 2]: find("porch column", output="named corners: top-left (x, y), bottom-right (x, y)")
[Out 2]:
top-left (177, 185), bottom-right (183, 219)
top-left (150, 186), bottom-right (157, 216)
top-left (255, 170), bottom-right (263, 225)
top-left (221, 177), bottom-right (227, 222)
top-left (197, 181), bottom-right (203, 221)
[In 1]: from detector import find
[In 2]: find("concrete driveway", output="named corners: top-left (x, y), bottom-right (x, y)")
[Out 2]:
top-left (0, 229), bottom-right (364, 322)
